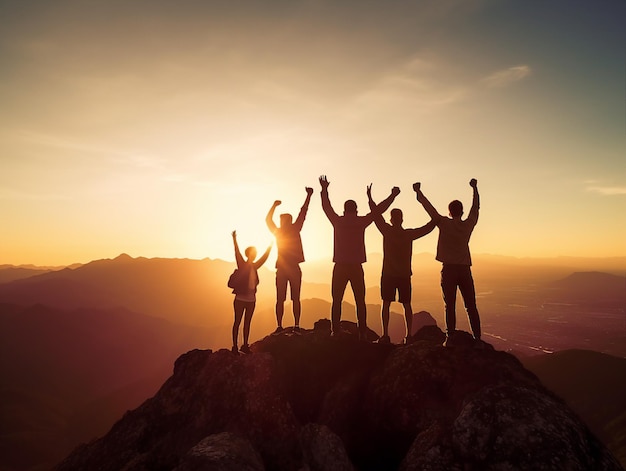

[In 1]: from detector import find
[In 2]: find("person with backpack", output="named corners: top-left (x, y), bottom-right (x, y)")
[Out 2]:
top-left (230, 230), bottom-right (272, 354)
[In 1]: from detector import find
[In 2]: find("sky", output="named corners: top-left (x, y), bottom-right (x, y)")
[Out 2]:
top-left (1, 0), bottom-right (624, 266)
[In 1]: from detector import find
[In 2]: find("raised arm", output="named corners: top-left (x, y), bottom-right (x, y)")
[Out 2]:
top-left (413, 182), bottom-right (442, 220)
top-left (319, 175), bottom-right (338, 222)
top-left (369, 185), bottom-right (400, 218)
top-left (254, 243), bottom-right (272, 269)
top-left (410, 219), bottom-right (437, 240)
top-left (367, 184), bottom-right (389, 232)
top-left (232, 231), bottom-right (244, 266)
top-left (467, 178), bottom-right (480, 224)
top-left (265, 200), bottom-right (280, 233)
top-left (294, 186), bottom-right (314, 229)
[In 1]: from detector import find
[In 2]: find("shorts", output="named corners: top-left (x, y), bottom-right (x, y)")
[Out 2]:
top-left (276, 264), bottom-right (302, 301)
top-left (381, 275), bottom-right (411, 303)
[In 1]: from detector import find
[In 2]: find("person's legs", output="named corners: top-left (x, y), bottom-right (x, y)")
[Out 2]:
top-left (397, 276), bottom-right (413, 340)
top-left (275, 269), bottom-right (288, 330)
top-left (232, 299), bottom-right (245, 350)
top-left (242, 301), bottom-right (256, 347)
top-left (331, 264), bottom-right (349, 334)
top-left (458, 266), bottom-right (481, 339)
top-left (381, 300), bottom-right (391, 338)
top-left (290, 265), bottom-right (303, 327)
top-left (402, 302), bottom-right (413, 340)
top-left (380, 275), bottom-right (395, 339)
top-left (441, 265), bottom-right (459, 336)
top-left (349, 265), bottom-right (367, 338)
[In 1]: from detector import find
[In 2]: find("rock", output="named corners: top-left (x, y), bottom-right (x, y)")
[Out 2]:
top-left (451, 384), bottom-right (621, 470)
top-left (409, 324), bottom-right (446, 345)
top-left (410, 311), bottom-right (438, 336)
top-left (314, 318), bottom-right (331, 333)
top-left (173, 432), bottom-right (264, 471)
top-left (300, 423), bottom-right (354, 471)
top-left (400, 422), bottom-right (460, 471)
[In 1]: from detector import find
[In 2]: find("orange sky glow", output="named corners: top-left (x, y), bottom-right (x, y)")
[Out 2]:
top-left (1, 1), bottom-right (624, 266)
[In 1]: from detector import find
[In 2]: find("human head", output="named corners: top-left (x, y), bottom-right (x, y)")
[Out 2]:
top-left (448, 200), bottom-right (463, 218)
top-left (279, 213), bottom-right (293, 227)
top-left (343, 199), bottom-right (357, 215)
top-left (244, 246), bottom-right (257, 260)
top-left (390, 208), bottom-right (403, 226)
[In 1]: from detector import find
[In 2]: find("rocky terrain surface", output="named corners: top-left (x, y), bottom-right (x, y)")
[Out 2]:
top-left (55, 321), bottom-right (623, 471)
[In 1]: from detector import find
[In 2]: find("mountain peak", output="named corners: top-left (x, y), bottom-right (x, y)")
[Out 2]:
top-left (113, 253), bottom-right (134, 262)
top-left (55, 322), bottom-right (622, 471)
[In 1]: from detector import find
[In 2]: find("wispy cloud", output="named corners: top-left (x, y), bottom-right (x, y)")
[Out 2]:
top-left (586, 185), bottom-right (626, 196)
top-left (353, 55), bottom-right (468, 112)
top-left (7, 128), bottom-right (170, 172)
top-left (482, 65), bottom-right (532, 88)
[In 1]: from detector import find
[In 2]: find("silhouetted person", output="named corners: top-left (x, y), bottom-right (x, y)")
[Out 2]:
top-left (367, 185), bottom-right (436, 344)
top-left (413, 179), bottom-right (482, 345)
top-left (319, 175), bottom-right (399, 340)
top-left (266, 187), bottom-right (313, 332)
top-left (231, 230), bottom-right (271, 354)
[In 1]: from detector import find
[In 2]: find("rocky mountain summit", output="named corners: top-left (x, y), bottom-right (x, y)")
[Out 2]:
top-left (56, 321), bottom-right (623, 471)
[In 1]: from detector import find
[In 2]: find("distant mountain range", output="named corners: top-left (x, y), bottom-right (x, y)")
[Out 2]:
top-left (545, 271), bottom-right (625, 304)
top-left (0, 266), bottom-right (51, 284)
top-left (0, 254), bottom-right (240, 328)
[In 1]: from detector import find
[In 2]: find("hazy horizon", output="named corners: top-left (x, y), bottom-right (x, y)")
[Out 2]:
top-left (1, 0), bottom-right (624, 266)
top-left (3, 250), bottom-right (626, 271)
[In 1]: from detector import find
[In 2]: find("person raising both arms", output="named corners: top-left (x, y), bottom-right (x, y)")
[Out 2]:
top-left (265, 186), bottom-right (314, 333)
top-left (367, 184), bottom-right (436, 344)
top-left (319, 175), bottom-right (399, 341)
top-left (413, 179), bottom-right (483, 346)
top-left (230, 231), bottom-right (272, 354)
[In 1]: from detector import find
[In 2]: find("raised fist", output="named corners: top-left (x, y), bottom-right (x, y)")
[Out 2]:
top-left (470, 179), bottom-right (477, 188)
top-left (412, 182), bottom-right (421, 192)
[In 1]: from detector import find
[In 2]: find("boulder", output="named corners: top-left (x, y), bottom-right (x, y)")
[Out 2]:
top-left (173, 432), bottom-right (264, 471)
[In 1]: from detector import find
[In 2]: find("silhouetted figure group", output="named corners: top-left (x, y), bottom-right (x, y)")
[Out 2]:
top-left (229, 177), bottom-right (483, 352)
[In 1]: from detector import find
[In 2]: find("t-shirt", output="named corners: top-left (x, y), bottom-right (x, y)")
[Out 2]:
top-left (435, 216), bottom-right (477, 266)
top-left (329, 214), bottom-right (373, 264)
top-left (268, 204), bottom-right (308, 268)
top-left (377, 221), bottom-right (434, 277)
top-left (272, 225), bottom-right (305, 267)
top-left (321, 190), bottom-right (374, 264)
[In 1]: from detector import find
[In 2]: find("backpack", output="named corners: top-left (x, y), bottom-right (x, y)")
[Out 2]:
top-left (227, 267), bottom-right (251, 293)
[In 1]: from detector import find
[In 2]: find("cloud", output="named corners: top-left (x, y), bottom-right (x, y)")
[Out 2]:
top-left (353, 55), bottom-right (468, 113)
top-left (586, 185), bottom-right (626, 196)
top-left (482, 65), bottom-right (532, 88)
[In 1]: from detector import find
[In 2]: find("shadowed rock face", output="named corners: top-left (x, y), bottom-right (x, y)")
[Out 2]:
top-left (55, 322), bottom-right (623, 471)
